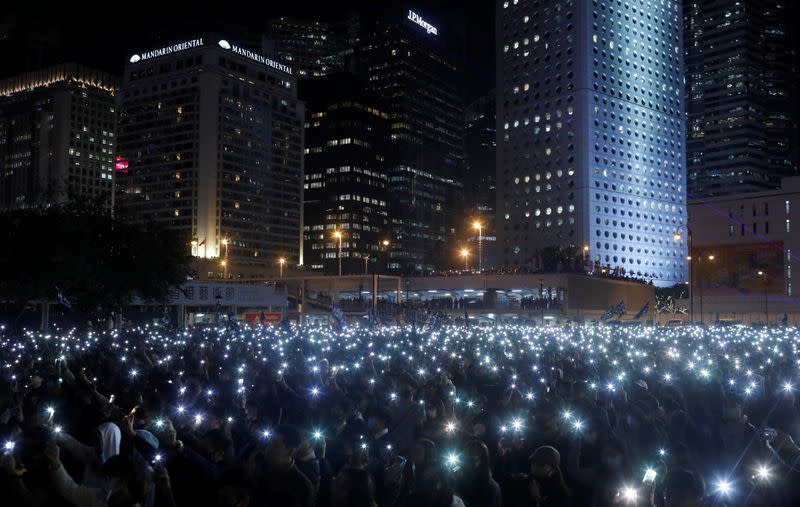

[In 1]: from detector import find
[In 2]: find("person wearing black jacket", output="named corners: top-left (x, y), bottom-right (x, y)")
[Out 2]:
top-left (458, 439), bottom-right (502, 507)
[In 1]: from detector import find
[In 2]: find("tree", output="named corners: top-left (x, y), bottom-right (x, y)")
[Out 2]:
top-left (0, 204), bottom-right (191, 317)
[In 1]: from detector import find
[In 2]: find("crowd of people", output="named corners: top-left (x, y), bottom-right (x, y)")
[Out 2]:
top-left (2, 322), bottom-right (800, 507)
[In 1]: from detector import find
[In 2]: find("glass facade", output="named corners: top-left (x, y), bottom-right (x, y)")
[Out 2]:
top-left (301, 75), bottom-right (390, 274)
top-left (358, 12), bottom-right (466, 273)
top-left (684, 0), bottom-right (798, 197)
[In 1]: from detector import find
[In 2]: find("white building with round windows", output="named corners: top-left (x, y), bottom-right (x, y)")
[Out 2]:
top-left (496, 0), bottom-right (688, 287)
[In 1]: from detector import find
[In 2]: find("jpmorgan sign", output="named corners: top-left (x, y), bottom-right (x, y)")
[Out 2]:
top-left (407, 10), bottom-right (438, 35)
top-left (129, 38), bottom-right (204, 63)
top-left (218, 40), bottom-right (293, 75)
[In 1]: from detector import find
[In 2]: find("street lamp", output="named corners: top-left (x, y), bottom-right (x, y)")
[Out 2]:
top-left (696, 253), bottom-right (715, 325)
top-left (539, 278), bottom-right (545, 325)
top-left (364, 255), bottom-right (370, 275)
top-left (221, 238), bottom-right (230, 259)
top-left (673, 226), bottom-right (693, 324)
top-left (334, 230), bottom-right (343, 276)
top-left (460, 248), bottom-right (470, 271)
top-left (758, 270), bottom-right (768, 324)
top-left (278, 257), bottom-right (286, 278)
top-left (380, 239), bottom-right (390, 274)
top-left (473, 221), bottom-right (483, 273)
top-left (220, 260), bottom-right (227, 279)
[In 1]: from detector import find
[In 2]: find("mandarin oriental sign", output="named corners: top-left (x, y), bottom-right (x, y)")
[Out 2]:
top-left (218, 40), bottom-right (293, 75)
top-left (129, 38), bottom-right (204, 63)
top-left (408, 10), bottom-right (438, 35)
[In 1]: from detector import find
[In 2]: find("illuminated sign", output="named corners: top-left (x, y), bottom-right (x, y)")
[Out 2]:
top-left (408, 10), bottom-right (438, 35)
top-left (115, 156), bottom-right (129, 173)
top-left (218, 40), bottom-right (293, 75)
top-left (129, 38), bottom-right (204, 63)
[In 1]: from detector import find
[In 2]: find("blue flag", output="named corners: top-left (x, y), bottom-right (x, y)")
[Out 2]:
top-left (614, 300), bottom-right (627, 317)
top-left (55, 286), bottom-right (72, 309)
top-left (602, 306), bottom-right (614, 322)
top-left (633, 302), bottom-right (649, 320)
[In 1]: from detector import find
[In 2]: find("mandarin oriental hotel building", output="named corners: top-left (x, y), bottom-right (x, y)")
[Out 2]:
top-left (116, 36), bottom-right (304, 275)
top-left (496, 0), bottom-right (688, 287)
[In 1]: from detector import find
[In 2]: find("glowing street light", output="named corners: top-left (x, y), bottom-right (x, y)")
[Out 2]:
top-left (221, 237), bottom-right (230, 260)
top-left (673, 226), bottom-right (693, 323)
top-left (473, 220), bottom-right (483, 273)
top-left (460, 248), bottom-right (470, 271)
top-left (757, 270), bottom-right (768, 323)
top-left (334, 230), bottom-right (343, 276)
top-left (278, 257), bottom-right (286, 278)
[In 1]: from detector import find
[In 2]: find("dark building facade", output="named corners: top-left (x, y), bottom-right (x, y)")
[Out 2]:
top-left (266, 18), bottom-right (350, 79)
top-left (0, 64), bottom-right (118, 210)
top-left (357, 7), bottom-right (466, 273)
top-left (464, 93), bottom-right (497, 269)
top-left (684, 0), bottom-right (799, 197)
top-left (116, 36), bottom-right (304, 278)
top-left (301, 74), bottom-right (390, 274)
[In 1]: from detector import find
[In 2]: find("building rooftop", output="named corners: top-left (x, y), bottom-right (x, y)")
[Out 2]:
top-left (0, 63), bottom-right (119, 97)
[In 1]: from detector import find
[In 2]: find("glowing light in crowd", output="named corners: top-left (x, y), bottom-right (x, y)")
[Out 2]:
top-left (715, 479), bottom-right (732, 496)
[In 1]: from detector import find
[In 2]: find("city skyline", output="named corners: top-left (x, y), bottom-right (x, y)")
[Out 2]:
top-left (1, 0), bottom-right (799, 289)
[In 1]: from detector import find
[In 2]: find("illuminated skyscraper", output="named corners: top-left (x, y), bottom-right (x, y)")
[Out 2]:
top-left (116, 36), bottom-right (304, 278)
top-left (358, 7), bottom-right (465, 273)
top-left (684, 0), bottom-right (798, 196)
top-left (0, 64), bottom-right (118, 210)
top-left (496, 0), bottom-right (688, 287)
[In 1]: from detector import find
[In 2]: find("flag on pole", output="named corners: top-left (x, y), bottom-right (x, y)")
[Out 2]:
top-left (55, 286), bottom-right (72, 309)
top-left (633, 302), bottom-right (649, 320)
top-left (601, 306), bottom-right (614, 322)
top-left (614, 299), bottom-right (627, 317)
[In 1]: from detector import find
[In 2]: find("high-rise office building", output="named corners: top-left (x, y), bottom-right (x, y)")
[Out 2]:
top-left (301, 74), bottom-right (390, 274)
top-left (266, 18), bottom-right (349, 79)
top-left (358, 7), bottom-right (466, 273)
top-left (116, 36), bottom-right (304, 278)
top-left (0, 64), bottom-right (118, 210)
top-left (684, 0), bottom-right (798, 197)
top-left (496, 0), bottom-right (688, 287)
top-left (464, 94), bottom-right (497, 269)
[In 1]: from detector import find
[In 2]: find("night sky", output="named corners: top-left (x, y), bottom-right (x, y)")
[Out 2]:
top-left (0, 0), bottom-right (495, 100)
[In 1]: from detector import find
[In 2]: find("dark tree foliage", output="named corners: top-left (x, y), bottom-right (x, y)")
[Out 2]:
top-left (0, 201), bottom-right (191, 314)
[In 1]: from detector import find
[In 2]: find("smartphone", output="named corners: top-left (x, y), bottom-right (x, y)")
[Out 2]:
top-left (763, 427), bottom-right (778, 444)
top-left (643, 469), bottom-right (657, 484)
